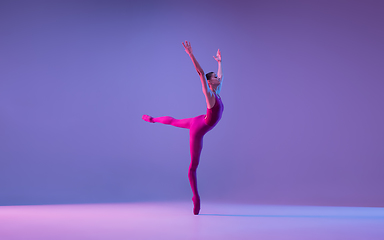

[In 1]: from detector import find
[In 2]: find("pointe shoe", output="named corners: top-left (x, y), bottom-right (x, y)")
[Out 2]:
top-left (192, 196), bottom-right (201, 215)
top-left (142, 114), bottom-right (154, 123)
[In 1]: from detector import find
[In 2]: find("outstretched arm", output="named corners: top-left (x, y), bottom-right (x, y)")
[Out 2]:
top-left (182, 41), bottom-right (212, 96)
top-left (182, 41), bottom-right (204, 75)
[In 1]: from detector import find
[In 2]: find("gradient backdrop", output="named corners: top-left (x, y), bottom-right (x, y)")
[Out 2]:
top-left (1, 0), bottom-right (383, 206)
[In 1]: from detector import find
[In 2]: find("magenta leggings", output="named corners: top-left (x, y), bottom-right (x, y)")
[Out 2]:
top-left (152, 115), bottom-right (214, 199)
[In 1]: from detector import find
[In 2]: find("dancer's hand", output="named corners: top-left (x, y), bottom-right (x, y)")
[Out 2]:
top-left (213, 49), bottom-right (221, 62)
top-left (182, 41), bottom-right (193, 55)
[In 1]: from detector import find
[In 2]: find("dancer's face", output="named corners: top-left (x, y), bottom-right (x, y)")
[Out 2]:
top-left (208, 74), bottom-right (220, 87)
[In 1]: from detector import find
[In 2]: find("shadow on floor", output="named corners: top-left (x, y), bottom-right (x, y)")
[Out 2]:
top-left (199, 213), bottom-right (384, 219)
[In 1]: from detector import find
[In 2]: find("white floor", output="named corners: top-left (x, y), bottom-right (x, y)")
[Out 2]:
top-left (1, 202), bottom-right (383, 240)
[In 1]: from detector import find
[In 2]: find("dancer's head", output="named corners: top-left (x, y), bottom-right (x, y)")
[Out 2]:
top-left (206, 72), bottom-right (220, 91)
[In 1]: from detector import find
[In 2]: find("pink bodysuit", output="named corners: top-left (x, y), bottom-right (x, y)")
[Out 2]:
top-left (147, 94), bottom-right (224, 214)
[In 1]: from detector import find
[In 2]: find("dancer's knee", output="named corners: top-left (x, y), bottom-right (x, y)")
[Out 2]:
top-left (164, 116), bottom-right (177, 125)
top-left (189, 162), bottom-right (199, 172)
top-left (154, 116), bottom-right (174, 125)
top-left (188, 168), bottom-right (196, 179)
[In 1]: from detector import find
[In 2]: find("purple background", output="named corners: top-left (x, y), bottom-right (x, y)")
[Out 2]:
top-left (1, 0), bottom-right (383, 206)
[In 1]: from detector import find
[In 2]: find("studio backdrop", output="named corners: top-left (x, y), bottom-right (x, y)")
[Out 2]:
top-left (1, 0), bottom-right (383, 206)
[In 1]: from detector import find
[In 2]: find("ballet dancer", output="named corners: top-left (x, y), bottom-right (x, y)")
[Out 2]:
top-left (142, 41), bottom-right (224, 215)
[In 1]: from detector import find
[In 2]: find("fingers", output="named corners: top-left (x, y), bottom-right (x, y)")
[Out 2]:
top-left (182, 40), bottom-right (191, 48)
top-left (217, 49), bottom-right (221, 57)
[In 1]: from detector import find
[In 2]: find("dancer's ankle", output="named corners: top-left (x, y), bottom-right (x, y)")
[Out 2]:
top-left (192, 196), bottom-right (201, 215)
top-left (142, 114), bottom-right (155, 123)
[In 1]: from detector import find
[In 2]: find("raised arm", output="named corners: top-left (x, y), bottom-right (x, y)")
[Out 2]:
top-left (214, 49), bottom-right (223, 94)
top-left (214, 49), bottom-right (222, 79)
top-left (182, 41), bottom-right (212, 97)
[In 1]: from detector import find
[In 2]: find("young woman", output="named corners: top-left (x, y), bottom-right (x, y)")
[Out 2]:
top-left (142, 41), bottom-right (224, 215)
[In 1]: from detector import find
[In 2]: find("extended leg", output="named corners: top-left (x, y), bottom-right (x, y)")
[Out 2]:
top-left (145, 115), bottom-right (193, 129)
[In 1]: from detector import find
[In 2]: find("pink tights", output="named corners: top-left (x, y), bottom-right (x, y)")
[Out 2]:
top-left (151, 115), bottom-right (213, 215)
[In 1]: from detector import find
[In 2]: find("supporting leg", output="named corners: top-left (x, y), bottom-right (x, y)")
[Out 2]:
top-left (188, 132), bottom-right (203, 215)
